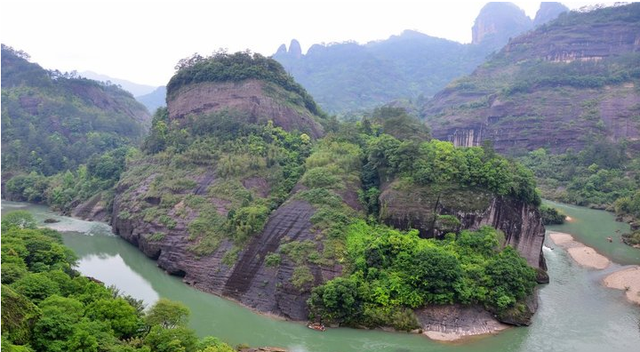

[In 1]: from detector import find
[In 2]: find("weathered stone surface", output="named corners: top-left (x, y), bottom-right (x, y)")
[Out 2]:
top-left (379, 181), bottom-right (547, 270)
top-left (471, 3), bottom-right (532, 46)
top-left (495, 289), bottom-right (539, 326)
top-left (532, 2), bottom-right (568, 28)
top-left (424, 5), bottom-right (640, 154)
top-left (72, 193), bottom-right (108, 222)
top-left (223, 200), bottom-right (318, 319)
top-left (112, 180), bottom-right (343, 320)
top-left (167, 79), bottom-right (324, 138)
top-left (416, 304), bottom-right (509, 339)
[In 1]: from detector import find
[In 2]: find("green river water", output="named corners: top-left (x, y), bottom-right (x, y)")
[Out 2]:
top-left (2, 200), bottom-right (639, 351)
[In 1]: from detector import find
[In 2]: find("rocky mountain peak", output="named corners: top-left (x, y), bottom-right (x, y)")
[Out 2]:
top-left (288, 39), bottom-right (302, 58)
top-left (533, 2), bottom-right (569, 27)
top-left (275, 43), bottom-right (287, 56)
top-left (471, 2), bottom-right (532, 46)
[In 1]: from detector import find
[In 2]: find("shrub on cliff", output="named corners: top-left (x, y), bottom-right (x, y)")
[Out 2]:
top-left (363, 134), bottom-right (541, 206)
top-left (539, 205), bottom-right (566, 225)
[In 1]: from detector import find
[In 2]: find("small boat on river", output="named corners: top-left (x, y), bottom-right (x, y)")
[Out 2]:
top-left (307, 322), bottom-right (326, 331)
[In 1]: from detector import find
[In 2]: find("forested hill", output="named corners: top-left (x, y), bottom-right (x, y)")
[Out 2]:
top-left (1, 45), bottom-right (151, 177)
top-left (273, 32), bottom-right (483, 115)
top-left (421, 3), bottom-right (640, 154)
top-left (273, 2), bottom-right (568, 115)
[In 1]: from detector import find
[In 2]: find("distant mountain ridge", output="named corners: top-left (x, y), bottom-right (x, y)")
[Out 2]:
top-left (136, 86), bottom-right (166, 114)
top-left (273, 2), bottom-right (568, 115)
top-left (79, 70), bottom-right (157, 97)
top-left (123, 3), bottom-right (568, 117)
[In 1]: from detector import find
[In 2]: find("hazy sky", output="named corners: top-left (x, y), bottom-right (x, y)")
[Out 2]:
top-left (2, 0), bottom-right (612, 87)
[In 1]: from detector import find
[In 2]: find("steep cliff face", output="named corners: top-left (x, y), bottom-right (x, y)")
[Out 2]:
top-left (71, 193), bottom-right (109, 222)
top-left (167, 80), bottom-right (324, 139)
top-left (471, 3), bottom-right (532, 47)
top-left (532, 2), bottom-right (569, 27)
top-left (423, 4), bottom-right (640, 154)
top-left (379, 181), bottom-right (546, 271)
top-left (112, 52), bottom-right (348, 320)
top-left (112, 174), bottom-right (354, 320)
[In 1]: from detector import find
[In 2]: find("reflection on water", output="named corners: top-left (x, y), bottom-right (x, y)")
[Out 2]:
top-left (75, 253), bottom-right (159, 304)
top-left (3, 200), bottom-right (640, 352)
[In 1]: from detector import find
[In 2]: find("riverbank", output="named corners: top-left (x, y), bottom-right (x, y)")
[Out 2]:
top-left (548, 232), bottom-right (610, 269)
top-left (6, 200), bottom-right (640, 351)
top-left (603, 266), bottom-right (640, 305)
top-left (549, 230), bottom-right (640, 306)
top-left (415, 304), bottom-right (510, 342)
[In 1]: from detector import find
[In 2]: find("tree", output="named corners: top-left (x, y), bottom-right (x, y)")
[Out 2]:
top-left (12, 273), bottom-right (60, 303)
top-left (86, 298), bottom-right (143, 339)
top-left (145, 299), bottom-right (190, 329)
top-left (144, 325), bottom-right (198, 352)
top-left (1, 210), bottom-right (37, 229)
top-left (1, 284), bottom-right (41, 345)
top-left (486, 246), bottom-right (536, 309)
top-left (394, 246), bottom-right (463, 304)
top-left (308, 277), bottom-right (362, 325)
top-left (196, 337), bottom-right (235, 352)
top-left (32, 295), bottom-right (84, 352)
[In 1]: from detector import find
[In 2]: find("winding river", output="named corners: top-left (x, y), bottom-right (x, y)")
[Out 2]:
top-left (2, 200), bottom-right (639, 351)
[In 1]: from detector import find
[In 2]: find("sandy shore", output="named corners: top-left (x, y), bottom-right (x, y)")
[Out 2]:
top-left (548, 232), bottom-right (610, 269)
top-left (603, 266), bottom-right (640, 305)
top-left (423, 325), bottom-right (509, 342)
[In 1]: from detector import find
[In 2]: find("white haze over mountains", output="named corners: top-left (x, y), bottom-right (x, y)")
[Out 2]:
top-left (1, 0), bottom-right (613, 87)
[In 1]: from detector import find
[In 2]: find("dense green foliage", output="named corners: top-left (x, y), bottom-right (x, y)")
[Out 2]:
top-left (119, 108), bottom-right (312, 256)
top-left (276, 138), bottom-right (364, 290)
top-left (614, 191), bottom-right (640, 246)
top-left (5, 147), bottom-right (134, 213)
top-left (0, 41), bottom-right (546, 340)
top-left (1, 45), bottom-right (148, 176)
top-left (520, 142), bottom-right (640, 247)
top-left (519, 143), bottom-right (638, 208)
top-left (539, 205), bottom-right (566, 225)
top-left (168, 51), bottom-right (323, 117)
top-left (362, 134), bottom-right (540, 206)
top-left (2, 44), bottom-right (150, 217)
top-left (308, 222), bottom-right (536, 330)
top-left (502, 54), bottom-right (640, 95)
top-left (366, 106), bottom-right (430, 142)
top-left (0, 212), bottom-right (236, 352)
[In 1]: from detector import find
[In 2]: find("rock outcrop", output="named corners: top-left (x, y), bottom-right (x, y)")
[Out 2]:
top-left (532, 2), bottom-right (568, 27)
top-left (416, 304), bottom-right (509, 340)
top-left (71, 193), bottom-right (109, 222)
top-left (471, 3), bottom-right (532, 47)
top-left (112, 179), bottom-right (347, 320)
top-left (379, 182), bottom-right (546, 270)
top-left (167, 80), bottom-right (324, 138)
top-left (424, 3), bottom-right (640, 154)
